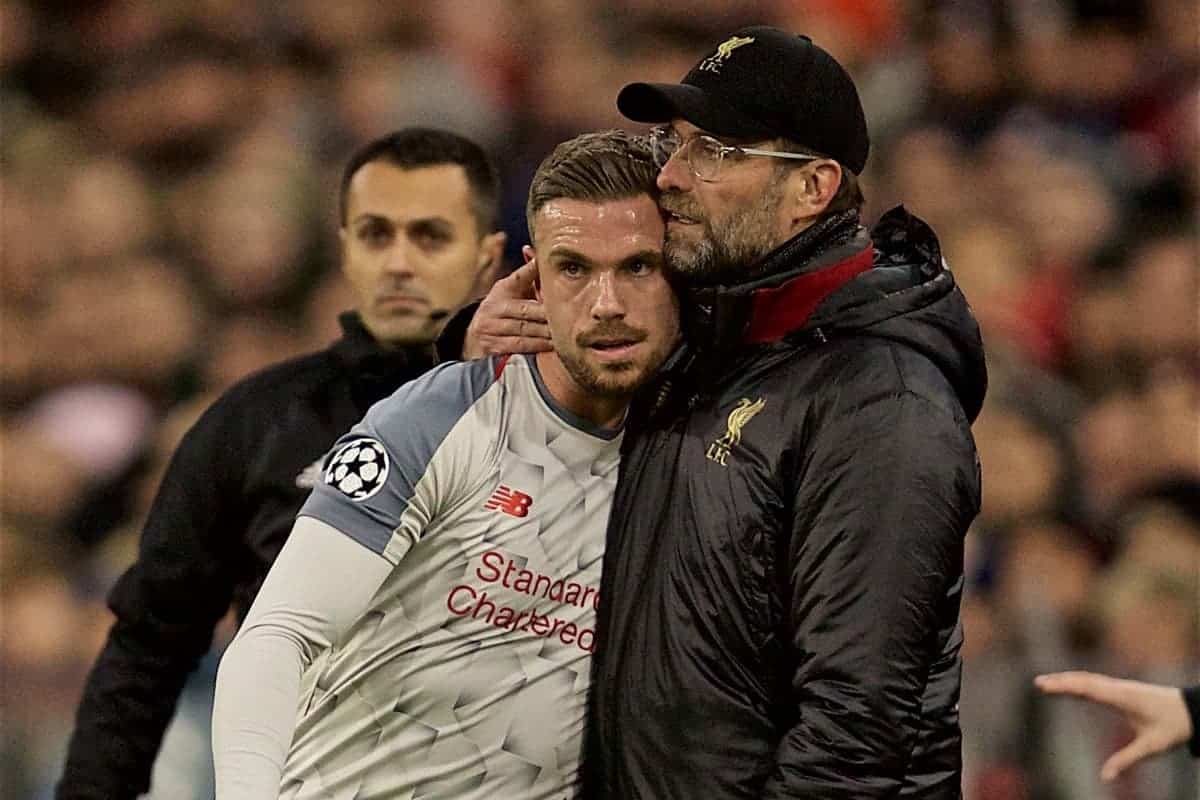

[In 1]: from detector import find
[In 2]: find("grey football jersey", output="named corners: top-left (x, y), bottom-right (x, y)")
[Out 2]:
top-left (287, 354), bottom-right (620, 800)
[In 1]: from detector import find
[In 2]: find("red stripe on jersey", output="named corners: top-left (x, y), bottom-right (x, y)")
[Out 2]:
top-left (493, 354), bottom-right (512, 379)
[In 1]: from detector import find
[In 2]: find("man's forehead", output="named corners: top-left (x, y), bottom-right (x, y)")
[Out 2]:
top-left (668, 118), bottom-right (760, 146)
top-left (538, 196), bottom-right (661, 228)
top-left (537, 196), bottom-right (662, 253)
top-left (347, 161), bottom-right (474, 220)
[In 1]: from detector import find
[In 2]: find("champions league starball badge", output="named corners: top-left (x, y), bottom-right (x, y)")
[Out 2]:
top-left (323, 437), bottom-right (389, 501)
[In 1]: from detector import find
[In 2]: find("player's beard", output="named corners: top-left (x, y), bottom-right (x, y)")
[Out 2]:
top-left (661, 178), bottom-right (786, 286)
top-left (558, 324), bottom-right (660, 399)
top-left (559, 351), bottom-right (636, 398)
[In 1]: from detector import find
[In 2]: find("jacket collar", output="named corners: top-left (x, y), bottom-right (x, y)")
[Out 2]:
top-left (331, 311), bottom-right (440, 406)
top-left (681, 211), bottom-right (873, 354)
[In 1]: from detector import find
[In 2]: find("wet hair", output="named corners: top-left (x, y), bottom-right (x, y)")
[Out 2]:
top-left (526, 130), bottom-right (658, 238)
top-left (338, 128), bottom-right (500, 234)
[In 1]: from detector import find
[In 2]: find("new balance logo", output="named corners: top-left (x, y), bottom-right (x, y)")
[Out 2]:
top-left (484, 485), bottom-right (533, 517)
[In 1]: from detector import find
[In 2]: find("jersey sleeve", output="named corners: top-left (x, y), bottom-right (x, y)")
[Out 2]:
top-left (212, 516), bottom-right (395, 799)
top-left (299, 357), bottom-right (503, 564)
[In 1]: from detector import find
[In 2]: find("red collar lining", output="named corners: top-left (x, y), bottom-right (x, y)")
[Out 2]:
top-left (744, 245), bottom-right (874, 343)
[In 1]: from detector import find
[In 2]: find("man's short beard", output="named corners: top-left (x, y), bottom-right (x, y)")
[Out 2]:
top-left (664, 178), bottom-right (786, 285)
top-left (558, 348), bottom-right (638, 398)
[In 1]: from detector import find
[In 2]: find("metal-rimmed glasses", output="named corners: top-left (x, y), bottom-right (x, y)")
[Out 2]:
top-left (648, 125), bottom-right (820, 182)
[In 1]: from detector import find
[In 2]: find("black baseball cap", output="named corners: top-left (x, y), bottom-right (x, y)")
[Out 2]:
top-left (617, 26), bottom-right (870, 174)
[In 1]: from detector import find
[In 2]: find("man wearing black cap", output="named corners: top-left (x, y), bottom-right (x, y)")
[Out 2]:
top-left (577, 26), bottom-right (988, 798)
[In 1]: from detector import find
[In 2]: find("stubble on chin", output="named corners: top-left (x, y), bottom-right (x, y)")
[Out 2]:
top-left (665, 203), bottom-right (782, 284)
top-left (559, 350), bottom-right (636, 398)
top-left (664, 230), bottom-right (717, 281)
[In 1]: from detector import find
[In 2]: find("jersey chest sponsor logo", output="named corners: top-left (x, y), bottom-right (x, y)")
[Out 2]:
top-left (706, 397), bottom-right (766, 466)
top-left (483, 484), bottom-right (534, 517)
top-left (446, 550), bottom-right (599, 653)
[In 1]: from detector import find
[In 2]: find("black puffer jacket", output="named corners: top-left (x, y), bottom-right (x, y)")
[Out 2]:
top-left (583, 207), bottom-right (987, 799)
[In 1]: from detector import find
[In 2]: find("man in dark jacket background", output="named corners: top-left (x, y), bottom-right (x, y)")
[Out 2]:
top-left (581, 26), bottom-right (987, 798)
top-left (55, 127), bottom-right (517, 800)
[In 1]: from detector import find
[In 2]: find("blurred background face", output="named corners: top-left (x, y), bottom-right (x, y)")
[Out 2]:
top-left (998, 520), bottom-right (1099, 621)
top-left (1098, 566), bottom-right (1196, 673)
top-left (532, 195), bottom-right (679, 398)
top-left (340, 160), bottom-right (497, 346)
top-left (972, 403), bottom-right (1064, 523)
top-left (1126, 236), bottom-right (1198, 357)
top-left (192, 161), bottom-right (309, 307)
top-left (1118, 501), bottom-right (1200, 583)
top-left (62, 158), bottom-right (156, 264)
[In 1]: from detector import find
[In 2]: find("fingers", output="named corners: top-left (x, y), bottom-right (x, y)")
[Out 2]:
top-left (477, 317), bottom-right (550, 340)
top-left (496, 261), bottom-right (539, 300)
top-left (1036, 672), bottom-right (1192, 782)
top-left (464, 263), bottom-right (549, 358)
top-left (464, 300), bottom-right (552, 358)
top-left (1035, 672), bottom-right (1130, 709)
top-left (1100, 737), bottom-right (1158, 783)
top-left (504, 299), bottom-right (547, 324)
top-left (474, 335), bottom-right (555, 357)
top-left (522, 336), bottom-right (555, 353)
top-left (480, 291), bottom-right (546, 325)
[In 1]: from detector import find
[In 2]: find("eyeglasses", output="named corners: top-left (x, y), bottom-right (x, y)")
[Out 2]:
top-left (649, 126), bottom-right (819, 182)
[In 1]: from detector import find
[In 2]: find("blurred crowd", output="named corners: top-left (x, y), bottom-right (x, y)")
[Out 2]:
top-left (1, 1), bottom-right (1196, 798)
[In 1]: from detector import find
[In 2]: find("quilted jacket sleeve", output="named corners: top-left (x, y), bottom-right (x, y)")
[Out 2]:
top-left (763, 389), bottom-right (978, 798)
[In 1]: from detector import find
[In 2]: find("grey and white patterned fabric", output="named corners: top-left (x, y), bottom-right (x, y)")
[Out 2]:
top-left (287, 354), bottom-right (620, 800)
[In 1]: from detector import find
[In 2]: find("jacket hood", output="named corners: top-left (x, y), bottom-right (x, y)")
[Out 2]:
top-left (811, 206), bottom-right (988, 423)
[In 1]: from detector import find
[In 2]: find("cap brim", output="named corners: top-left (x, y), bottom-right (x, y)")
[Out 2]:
top-left (617, 82), bottom-right (774, 140)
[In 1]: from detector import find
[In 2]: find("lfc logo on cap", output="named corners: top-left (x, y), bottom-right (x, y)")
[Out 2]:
top-left (699, 35), bottom-right (755, 74)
